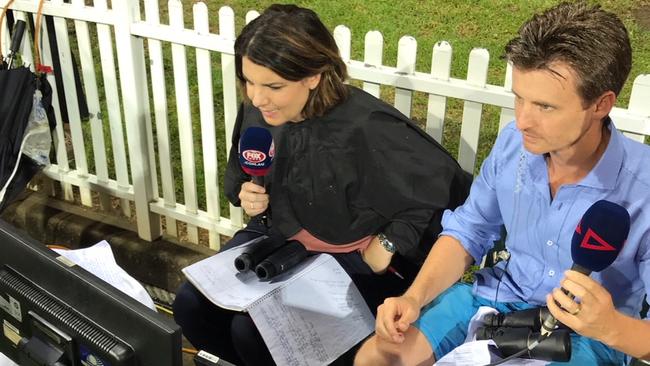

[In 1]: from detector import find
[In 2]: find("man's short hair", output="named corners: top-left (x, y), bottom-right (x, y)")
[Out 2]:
top-left (504, 1), bottom-right (632, 105)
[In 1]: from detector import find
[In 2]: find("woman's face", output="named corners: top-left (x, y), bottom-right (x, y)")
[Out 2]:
top-left (242, 57), bottom-right (321, 126)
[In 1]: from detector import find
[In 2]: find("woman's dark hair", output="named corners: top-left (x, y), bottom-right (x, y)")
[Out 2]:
top-left (234, 4), bottom-right (349, 119)
top-left (504, 1), bottom-right (631, 106)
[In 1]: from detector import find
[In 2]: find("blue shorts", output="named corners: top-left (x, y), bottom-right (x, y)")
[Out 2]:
top-left (413, 283), bottom-right (627, 365)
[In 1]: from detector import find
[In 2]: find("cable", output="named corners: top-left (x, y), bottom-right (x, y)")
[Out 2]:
top-left (154, 304), bottom-right (173, 316)
top-left (492, 149), bottom-right (526, 307)
top-left (492, 250), bottom-right (511, 308)
top-left (482, 336), bottom-right (543, 366)
top-left (483, 149), bottom-right (527, 365)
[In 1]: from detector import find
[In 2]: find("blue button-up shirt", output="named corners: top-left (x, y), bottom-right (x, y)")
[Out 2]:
top-left (441, 121), bottom-right (650, 318)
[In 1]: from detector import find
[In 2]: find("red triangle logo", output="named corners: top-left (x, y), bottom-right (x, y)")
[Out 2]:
top-left (580, 228), bottom-right (616, 251)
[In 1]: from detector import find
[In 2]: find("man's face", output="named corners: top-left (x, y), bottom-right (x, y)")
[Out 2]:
top-left (242, 57), bottom-right (320, 126)
top-left (512, 63), bottom-right (601, 156)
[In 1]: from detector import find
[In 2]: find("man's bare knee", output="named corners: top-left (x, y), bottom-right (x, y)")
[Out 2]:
top-left (355, 335), bottom-right (405, 366)
top-left (354, 329), bottom-right (434, 366)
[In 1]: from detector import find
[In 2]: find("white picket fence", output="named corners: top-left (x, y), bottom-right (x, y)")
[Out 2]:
top-left (1, 0), bottom-right (649, 250)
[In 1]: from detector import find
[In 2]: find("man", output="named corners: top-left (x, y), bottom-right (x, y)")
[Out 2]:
top-left (354, 2), bottom-right (650, 365)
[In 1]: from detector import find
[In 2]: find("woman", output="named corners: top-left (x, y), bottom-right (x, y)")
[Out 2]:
top-left (173, 4), bottom-right (471, 365)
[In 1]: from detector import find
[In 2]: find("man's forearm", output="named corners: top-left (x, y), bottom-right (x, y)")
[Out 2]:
top-left (403, 235), bottom-right (474, 308)
top-left (605, 312), bottom-right (650, 360)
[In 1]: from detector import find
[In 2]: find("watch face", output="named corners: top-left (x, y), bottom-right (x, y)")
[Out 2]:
top-left (379, 233), bottom-right (396, 253)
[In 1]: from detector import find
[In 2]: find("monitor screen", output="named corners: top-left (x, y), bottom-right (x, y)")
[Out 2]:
top-left (0, 219), bottom-right (182, 366)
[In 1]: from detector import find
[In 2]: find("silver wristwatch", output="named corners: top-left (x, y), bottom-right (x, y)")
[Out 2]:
top-left (377, 232), bottom-right (396, 254)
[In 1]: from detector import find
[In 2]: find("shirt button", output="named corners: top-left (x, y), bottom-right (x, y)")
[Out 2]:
top-left (548, 270), bottom-right (555, 277)
top-left (547, 240), bottom-right (553, 246)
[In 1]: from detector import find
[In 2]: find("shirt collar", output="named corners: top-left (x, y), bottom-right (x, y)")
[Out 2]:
top-left (578, 119), bottom-right (623, 190)
top-left (525, 118), bottom-right (623, 191)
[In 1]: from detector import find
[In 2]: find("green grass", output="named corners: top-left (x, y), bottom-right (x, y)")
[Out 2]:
top-left (74, 1), bottom-right (650, 229)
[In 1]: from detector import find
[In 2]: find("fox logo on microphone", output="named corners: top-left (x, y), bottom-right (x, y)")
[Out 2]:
top-left (242, 150), bottom-right (267, 165)
top-left (238, 127), bottom-right (274, 176)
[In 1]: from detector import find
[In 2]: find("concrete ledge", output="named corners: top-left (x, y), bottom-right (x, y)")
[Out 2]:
top-left (1, 191), bottom-right (215, 293)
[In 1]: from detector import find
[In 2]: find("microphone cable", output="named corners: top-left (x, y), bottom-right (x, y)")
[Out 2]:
top-left (483, 148), bottom-right (545, 366)
top-left (482, 333), bottom-right (547, 366)
top-left (491, 148), bottom-right (527, 307)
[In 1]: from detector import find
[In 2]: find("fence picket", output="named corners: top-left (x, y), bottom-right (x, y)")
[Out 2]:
top-left (394, 35), bottom-right (417, 117)
top-left (169, 0), bottom-right (198, 243)
top-left (363, 31), bottom-right (383, 98)
top-left (426, 41), bottom-right (452, 143)
top-left (194, 2), bottom-right (220, 249)
top-left (144, 0), bottom-right (176, 236)
top-left (221, 6), bottom-right (242, 230)
top-left (71, 0), bottom-right (111, 211)
top-left (38, 11), bottom-right (74, 201)
top-left (333, 25), bottom-right (351, 63)
top-left (94, 0), bottom-right (130, 217)
top-left (245, 10), bottom-right (259, 24)
top-left (0, 12), bottom-right (8, 57)
top-left (112, 0), bottom-right (161, 241)
top-left (624, 74), bottom-right (650, 142)
top-left (458, 48), bottom-right (489, 173)
top-left (51, 0), bottom-right (92, 206)
top-left (499, 63), bottom-right (515, 131)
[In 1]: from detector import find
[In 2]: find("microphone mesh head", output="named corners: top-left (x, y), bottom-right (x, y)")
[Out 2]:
top-left (571, 200), bottom-right (630, 272)
top-left (238, 127), bottom-right (274, 176)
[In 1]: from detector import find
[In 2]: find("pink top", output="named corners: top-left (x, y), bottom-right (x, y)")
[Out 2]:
top-left (289, 229), bottom-right (373, 253)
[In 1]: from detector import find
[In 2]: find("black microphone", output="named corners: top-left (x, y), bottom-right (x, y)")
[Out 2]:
top-left (238, 127), bottom-right (274, 226)
top-left (541, 200), bottom-right (630, 336)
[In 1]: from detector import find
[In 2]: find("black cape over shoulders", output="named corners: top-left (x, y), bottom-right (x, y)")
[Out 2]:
top-left (225, 86), bottom-right (471, 265)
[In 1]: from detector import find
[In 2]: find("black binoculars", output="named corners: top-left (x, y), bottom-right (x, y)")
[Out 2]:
top-left (233, 237), bottom-right (308, 280)
top-left (477, 307), bottom-right (572, 362)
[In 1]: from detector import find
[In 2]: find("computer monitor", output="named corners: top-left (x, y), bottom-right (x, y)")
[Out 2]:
top-left (0, 219), bottom-right (182, 366)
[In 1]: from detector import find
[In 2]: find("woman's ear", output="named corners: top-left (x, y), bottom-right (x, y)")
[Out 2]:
top-left (304, 73), bottom-right (322, 90)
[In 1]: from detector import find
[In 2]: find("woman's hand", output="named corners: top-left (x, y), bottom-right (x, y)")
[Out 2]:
top-left (361, 236), bottom-right (394, 273)
top-left (239, 181), bottom-right (269, 216)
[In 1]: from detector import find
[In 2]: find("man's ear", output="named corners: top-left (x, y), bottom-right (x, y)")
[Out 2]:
top-left (593, 91), bottom-right (616, 120)
top-left (304, 73), bottom-right (322, 90)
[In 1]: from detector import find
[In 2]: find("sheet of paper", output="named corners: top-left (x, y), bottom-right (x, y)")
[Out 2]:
top-left (465, 306), bottom-right (499, 343)
top-left (52, 241), bottom-right (156, 311)
top-left (181, 239), bottom-right (330, 311)
top-left (435, 340), bottom-right (498, 365)
top-left (248, 255), bottom-right (374, 366)
top-left (0, 352), bottom-right (17, 366)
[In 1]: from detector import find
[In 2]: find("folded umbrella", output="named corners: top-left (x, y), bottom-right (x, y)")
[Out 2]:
top-left (0, 6), bottom-right (56, 211)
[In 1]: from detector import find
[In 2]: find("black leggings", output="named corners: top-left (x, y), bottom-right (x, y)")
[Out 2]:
top-left (172, 224), bottom-right (414, 365)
